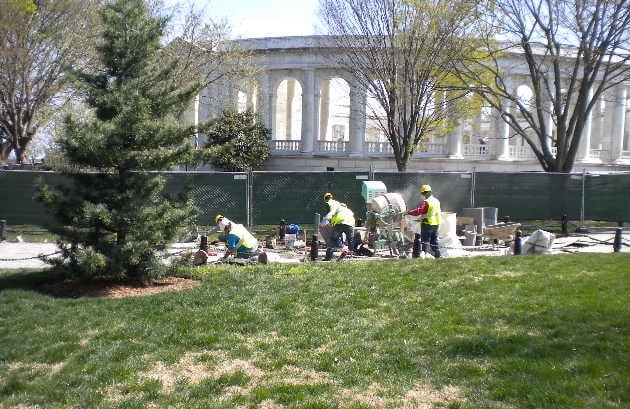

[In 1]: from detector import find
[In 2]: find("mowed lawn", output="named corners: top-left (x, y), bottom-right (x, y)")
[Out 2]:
top-left (0, 254), bottom-right (628, 409)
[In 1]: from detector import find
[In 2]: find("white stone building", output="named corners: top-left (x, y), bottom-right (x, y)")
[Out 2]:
top-left (185, 35), bottom-right (630, 172)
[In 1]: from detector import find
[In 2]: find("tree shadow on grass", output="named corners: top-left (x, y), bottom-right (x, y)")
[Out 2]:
top-left (441, 305), bottom-right (630, 406)
top-left (0, 268), bottom-right (64, 293)
top-left (0, 268), bottom-right (200, 298)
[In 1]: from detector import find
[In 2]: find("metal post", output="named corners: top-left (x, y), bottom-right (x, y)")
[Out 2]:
top-left (561, 214), bottom-right (568, 236)
top-left (580, 170), bottom-right (586, 227)
top-left (278, 219), bottom-right (286, 240)
top-left (200, 235), bottom-right (208, 251)
top-left (470, 168), bottom-right (476, 208)
top-left (513, 230), bottom-right (522, 255)
top-left (0, 219), bottom-right (6, 241)
top-left (311, 213), bottom-right (321, 261)
top-left (412, 233), bottom-right (421, 258)
top-left (614, 227), bottom-right (623, 253)
top-left (246, 170), bottom-right (253, 227)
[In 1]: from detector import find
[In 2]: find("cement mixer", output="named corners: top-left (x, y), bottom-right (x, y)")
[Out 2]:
top-left (362, 181), bottom-right (408, 256)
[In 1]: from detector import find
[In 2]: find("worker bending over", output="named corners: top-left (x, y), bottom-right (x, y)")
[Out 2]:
top-left (322, 192), bottom-right (355, 260)
top-left (215, 214), bottom-right (268, 264)
top-left (406, 185), bottom-right (441, 258)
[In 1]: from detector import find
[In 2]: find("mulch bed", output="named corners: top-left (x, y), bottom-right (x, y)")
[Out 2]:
top-left (37, 276), bottom-right (201, 299)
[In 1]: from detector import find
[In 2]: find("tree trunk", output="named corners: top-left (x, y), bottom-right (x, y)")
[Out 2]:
top-left (0, 142), bottom-right (11, 165)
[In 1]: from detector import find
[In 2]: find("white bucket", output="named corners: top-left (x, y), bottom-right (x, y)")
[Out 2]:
top-left (285, 233), bottom-right (296, 249)
top-left (438, 212), bottom-right (457, 238)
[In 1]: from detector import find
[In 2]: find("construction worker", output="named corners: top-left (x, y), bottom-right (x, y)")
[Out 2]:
top-left (322, 192), bottom-right (355, 260)
top-left (406, 185), bottom-right (441, 258)
top-left (215, 215), bottom-right (268, 264)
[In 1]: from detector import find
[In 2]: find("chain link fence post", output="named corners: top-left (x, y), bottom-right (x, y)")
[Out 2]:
top-left (247, 170), bottom-right (253, 227)
top-left (0, 219), bottom-right (6, 241)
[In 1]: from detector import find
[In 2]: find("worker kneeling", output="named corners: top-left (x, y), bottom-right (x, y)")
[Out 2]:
top-left (215, 215), bottom-right (268, 264)
top-left (322, 193), bottom-right (355, 260)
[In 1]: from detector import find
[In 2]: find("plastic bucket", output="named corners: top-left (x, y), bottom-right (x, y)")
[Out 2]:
top-left (285, 233), bottom-right (296, 249)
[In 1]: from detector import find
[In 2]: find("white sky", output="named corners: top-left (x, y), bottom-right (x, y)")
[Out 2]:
top-left (184, 0), bottom-right (322, 39)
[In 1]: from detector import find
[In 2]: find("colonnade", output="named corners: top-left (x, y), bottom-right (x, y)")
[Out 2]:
top-left (197, 68), bottom-right (630, 164)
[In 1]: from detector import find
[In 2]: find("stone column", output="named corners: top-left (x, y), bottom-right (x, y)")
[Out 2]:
top-left (257, 71), bottom-right (272, 131)
top-left (285, 79), bottom-right (295, 138)
top-left (446, 91), bottom-right (463, 159)
top-left (495, 97), bottom-right (512, 160)
top-left (224, 78), bottom-right (238, 112)
top-left (577, 88), bottom-right (594, 162)
top-left (300, 69), bottom-right (317, 154)
top-left (269, 74), bottom-right (279, 139)
top-left (448, 122), bottom-right (464, 159)
top-left (245, 83), bottom-right (256, 112)
top-left (208, 81), bottom-right (222, 117)
top-left (611, 85), bottom-right (627, 162)
top-left (472, 107), bottom-right (482, 139)
top-left (319, 79), bottom-right (331, 140)
top-left (591, 97), bottom-right (604, 151)
top-left (349, 82), bottom-right (367, 156)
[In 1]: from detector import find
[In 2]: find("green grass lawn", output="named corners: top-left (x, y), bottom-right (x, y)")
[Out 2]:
top-left (1, 254), bottom-right (628, 409)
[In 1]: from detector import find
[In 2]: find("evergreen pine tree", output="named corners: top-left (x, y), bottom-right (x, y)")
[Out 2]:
top-left (39, 0), bottom-right (202, 282)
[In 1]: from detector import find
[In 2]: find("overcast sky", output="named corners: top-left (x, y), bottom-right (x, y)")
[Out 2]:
top-left (181, 0), bottom-right (322, 38)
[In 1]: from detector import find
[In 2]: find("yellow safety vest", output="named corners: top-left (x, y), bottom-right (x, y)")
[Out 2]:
top-left (423, 196), bottom-right (441, 226)
top-left (330, 203), bottom-right (355, 227)
top-left (229, 223), bottom-right (258, 250)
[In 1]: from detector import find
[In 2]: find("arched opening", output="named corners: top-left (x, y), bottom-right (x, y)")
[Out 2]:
top-left (319, 78), bottom-right (350, 141)
top-left (364, 81), bottom-right (389, 153)
top-left (514, 84), bottom-right (537, 152)
top-left (274, 78), bottom-right (303, 140)
top-left (237, 81), bottom-right (258, 114)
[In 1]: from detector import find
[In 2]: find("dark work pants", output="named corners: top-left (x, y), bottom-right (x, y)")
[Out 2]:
top-left (325, 223), bottom-right (354, 260)
top-left (421, 222), bottom-right (440, 258)
top-left (334, 223), bottom-right (354, 252)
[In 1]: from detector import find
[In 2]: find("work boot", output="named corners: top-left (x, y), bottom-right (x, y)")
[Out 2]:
top-left (338, 249), bottom-right (349, 260)
top-left (257, 252), bottom-right (268, 264)
top-left (324, 247), bottom-right (334, 261)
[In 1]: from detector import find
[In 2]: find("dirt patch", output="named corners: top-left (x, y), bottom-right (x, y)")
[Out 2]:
top-left (37, 276), bottom-right (200, 299)
top-left (341, 381), bottom-right (465, 409)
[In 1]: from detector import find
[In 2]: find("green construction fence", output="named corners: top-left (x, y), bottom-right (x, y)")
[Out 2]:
top-left (1, 170), bottom-right (629, 228)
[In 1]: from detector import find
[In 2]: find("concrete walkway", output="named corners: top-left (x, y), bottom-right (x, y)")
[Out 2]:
top-left (0, 232), bottom-right (627, 270)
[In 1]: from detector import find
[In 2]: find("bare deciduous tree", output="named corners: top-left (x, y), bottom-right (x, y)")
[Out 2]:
top-left (158, 3), bottom-right (254, 99)
top-left (320, 0), bottom-right (485, 171)
top-left (458, 0), bottom-right (630, 172)
top-left (0, 0), bottom-right (99, 164)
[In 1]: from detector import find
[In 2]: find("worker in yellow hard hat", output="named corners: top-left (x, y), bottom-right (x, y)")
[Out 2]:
top-left (406, 184), bottom-right (441, 258)
top-left (322, 192), bottom-right (355, 260)
top-left (215, 214), bottom-right (267, 264)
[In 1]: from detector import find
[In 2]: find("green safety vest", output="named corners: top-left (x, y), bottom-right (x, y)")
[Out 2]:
top-left (230, 223), bottom-right (258, 250)
top-left (423, 196), bottom-right (441, 226)
top-left (330, 201), bottom-right (355, 227)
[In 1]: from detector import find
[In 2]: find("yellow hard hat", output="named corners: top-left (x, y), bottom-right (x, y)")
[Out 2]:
top-left (420, 184), bottom-right (432, 193)
top-left (323, 192), bottom-right (333, 201)
top-left (214, 214), bottom-right (224, 224)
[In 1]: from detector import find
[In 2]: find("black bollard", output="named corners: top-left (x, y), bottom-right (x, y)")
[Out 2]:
top-left (0, 219), bottom-right (5, 241)
top-left (561, 214), bottom-right (568, 236)
top-left (513, 230), bottom-right (523, 255)
top-left (310, 234), bottom-right (319, 261)
top-left (412, 233), bottom-right (421, 258)
top-left (614, 227), bottom-right (623, 253)
top-left (200, 235), bottom-right (208, 251)
top-left (278, 219), bottom-right (286, 241)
